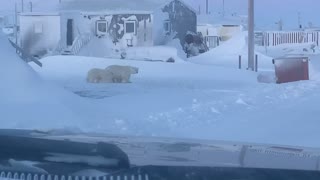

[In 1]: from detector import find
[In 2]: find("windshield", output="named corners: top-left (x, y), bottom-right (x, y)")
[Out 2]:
top-left (1, 0), bottom-right (320, 179)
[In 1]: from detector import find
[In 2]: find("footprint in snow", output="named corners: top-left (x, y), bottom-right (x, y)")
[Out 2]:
top-left (236, 98), bottom-right (249, 106)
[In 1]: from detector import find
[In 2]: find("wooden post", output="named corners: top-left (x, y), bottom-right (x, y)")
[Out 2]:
top-left (239, 145), bottom-right (248, 167)
top-left (239, 55), bottom-right (242, 69)
top-left (29, 2), bottom-right (33, 12)
top-left (255, 54), bottom-right (258, 72)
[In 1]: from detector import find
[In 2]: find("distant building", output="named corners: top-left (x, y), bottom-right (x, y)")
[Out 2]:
top-left (197, 24), bottom-right (220, 49)
top-left (197, 14), bottom-right (246, 49)
top-left (17, 0), bottom-right (197, 58)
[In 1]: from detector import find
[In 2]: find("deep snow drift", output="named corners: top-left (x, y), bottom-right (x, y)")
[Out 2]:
top-left (0, 33), bottom-right (84, 129)
top-left (189, 32), bottom-right (275, 71)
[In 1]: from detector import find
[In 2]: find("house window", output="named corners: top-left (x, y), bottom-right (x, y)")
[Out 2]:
top-left (96, 20), bottom-right (108, 36)
top-left (34, 22), bottom-right (43, 34)
top-left (164, 20), bottom-right (171, 33)
top-left (124, 21), bottom-right (136, 34)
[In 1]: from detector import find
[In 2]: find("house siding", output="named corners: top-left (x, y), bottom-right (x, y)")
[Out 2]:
top-left (107, 14), bottom-right (153, 47)
top-left (19, 15), bottom-right (61, 56)
top-left (163, 0), bottom-right (197, 46)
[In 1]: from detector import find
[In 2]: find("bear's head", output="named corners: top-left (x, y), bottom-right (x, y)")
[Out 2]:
top-left (130, 67), bottom-right (139, 74)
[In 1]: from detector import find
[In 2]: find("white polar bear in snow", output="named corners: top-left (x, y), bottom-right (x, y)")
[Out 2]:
top-left (105, 65), bottom-right (139, 83)
top-left (86, 68), bottom-right (114, 83)
top-left (86, 65), bottom-right (139, 83)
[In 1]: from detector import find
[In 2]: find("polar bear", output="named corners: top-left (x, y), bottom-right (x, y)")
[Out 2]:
top-left (105, 65), bottom-right (139, 83)
top-left (87, 68), bottom-right (114, 83)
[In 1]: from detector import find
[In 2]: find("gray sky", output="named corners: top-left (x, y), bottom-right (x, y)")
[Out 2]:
top-left (1, 0), bottom-right (319, 30)
top-left (190, 0), bottom-right (320, 30)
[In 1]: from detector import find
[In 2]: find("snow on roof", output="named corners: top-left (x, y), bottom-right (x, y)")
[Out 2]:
top-left (60, 0), bottom-right (172, 12)
top-left (198, 14), bottom-right (248, 26)
top-left (81, 11), bottom-right (153, 16)
top-left (60, 0), bottom-right (196, 14)
top-left (29, 0), bottom-right (60, 12)
top-left (20, 12), bottom-right (60, 16)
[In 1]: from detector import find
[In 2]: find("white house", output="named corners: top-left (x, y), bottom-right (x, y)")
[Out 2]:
top-left (17, 0), bottom-right (197, 58)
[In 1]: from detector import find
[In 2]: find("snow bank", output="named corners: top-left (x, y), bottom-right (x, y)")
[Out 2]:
top-left (32, 55), bottom-right (258, 88)
top-left (256, 43), bottom-right (320, 58)
top-left (124, 46), bottom-right (183, 62)
top-left (189, 32), bottom-right (274, 70)
top-left (80, 37), bottom-right (184, 62)
top-left (79, 36), bottom-right (116, 58)
top-left (0, 33), bottom-right (82, 130)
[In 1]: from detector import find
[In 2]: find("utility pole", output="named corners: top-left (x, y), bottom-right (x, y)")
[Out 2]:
top-left (29, 1), bottom-right (33, 12)
top-left (222, 0), bottom-right (225, 17)
top-left (14, 3), bottom-right (18, 52)
top-left (206, 0), bottom-right (209, 14)
top-left (21, 0), bottom-right (24, 12)
top-left (248, 0), bottom-right (255, 71)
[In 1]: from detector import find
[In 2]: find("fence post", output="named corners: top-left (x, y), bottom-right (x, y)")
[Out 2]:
top-left (315, 157), bottom-right (320, 171)
top-left (239, 55), bottom-right (242, 69)
top-left (239, 145), bottom-right (249, 167)
top-left (255, 54), bottom-right (258, 72)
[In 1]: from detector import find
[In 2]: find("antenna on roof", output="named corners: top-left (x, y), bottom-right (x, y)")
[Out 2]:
top-left (298, 12), bottom-right (302, 30)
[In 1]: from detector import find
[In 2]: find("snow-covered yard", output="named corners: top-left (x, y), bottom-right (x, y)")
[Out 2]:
top-left (2, 30), bottom-right (320, 148)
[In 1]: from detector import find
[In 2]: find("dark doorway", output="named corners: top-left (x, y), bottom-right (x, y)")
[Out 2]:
top-left (66, 19), bottom-right (74, 46)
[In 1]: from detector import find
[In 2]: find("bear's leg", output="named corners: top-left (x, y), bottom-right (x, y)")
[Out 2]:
top-left (121, 74), bottom-right (131, 83)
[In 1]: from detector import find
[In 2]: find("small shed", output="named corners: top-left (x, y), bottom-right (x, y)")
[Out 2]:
top-left (197, 24), bottom-right (220, 49)
top-left (198, 15), bottom-right (246, 41)
top-left (19, 12), bottom-right (61, 56)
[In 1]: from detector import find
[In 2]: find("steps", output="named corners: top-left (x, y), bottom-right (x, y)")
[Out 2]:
top-left (55, 34), bottom-right (92, 56)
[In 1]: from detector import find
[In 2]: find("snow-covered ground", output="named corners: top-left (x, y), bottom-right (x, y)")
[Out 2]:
top-left (3, 29), bottom-right (320, 148)
top-left (189, 32), bottom-right (275, 71)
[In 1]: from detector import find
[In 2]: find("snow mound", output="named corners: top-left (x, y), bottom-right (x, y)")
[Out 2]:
top-left (189, 32), bottom-right (274, 70)
top-left (0, 33), bottom-right (82, 130)
top-left (80, 37), bottom-right (184, 62)
top-left (125, 46), bottom-right (183, 62)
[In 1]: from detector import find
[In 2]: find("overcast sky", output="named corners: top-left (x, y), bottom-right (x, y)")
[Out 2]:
top-left (1, 0), bottom-right (319, 30)
top-left (190, 0), bottom-right (320, 30)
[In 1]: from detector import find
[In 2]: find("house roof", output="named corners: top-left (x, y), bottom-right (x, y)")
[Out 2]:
top-left (20, 12), bottom-right (60, 16)
top-left (60, 0), bottom-right (172, 12)
top-left (198, 14), bottom-right (248, 26)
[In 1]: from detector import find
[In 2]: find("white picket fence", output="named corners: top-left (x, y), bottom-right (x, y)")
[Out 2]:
top-left (258, 31), bottom-right (320, 47)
